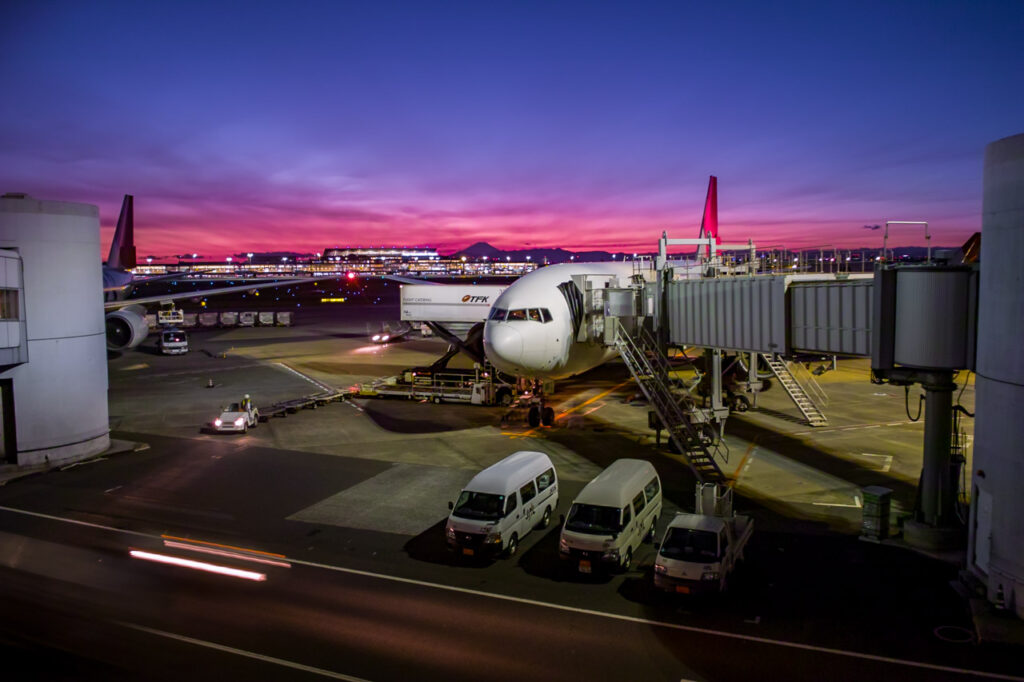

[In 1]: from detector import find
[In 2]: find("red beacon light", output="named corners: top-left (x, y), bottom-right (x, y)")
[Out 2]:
top-left (346, 271), bottom-right (356, 280)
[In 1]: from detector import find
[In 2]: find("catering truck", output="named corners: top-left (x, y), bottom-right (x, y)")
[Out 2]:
top-left (653, 483), bottom-right (752, 594)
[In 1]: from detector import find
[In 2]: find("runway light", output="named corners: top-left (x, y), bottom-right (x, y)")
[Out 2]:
top-left (129, 550), bottom-right (267, 581)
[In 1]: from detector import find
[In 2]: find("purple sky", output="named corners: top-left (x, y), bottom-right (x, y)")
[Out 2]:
top-left (2, 1), bottom-right (1022, 259)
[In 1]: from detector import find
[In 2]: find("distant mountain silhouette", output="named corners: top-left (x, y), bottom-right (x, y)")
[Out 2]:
top-left (449, 242), bottom-right (620, 264)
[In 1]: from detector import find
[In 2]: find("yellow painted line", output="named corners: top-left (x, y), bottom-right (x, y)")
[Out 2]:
top-left (517, 378), bottom-right (635, 437)
top-left (728, 438), bottom-right (759, 488)
top-left (160, 534), bottom-right (287, 559)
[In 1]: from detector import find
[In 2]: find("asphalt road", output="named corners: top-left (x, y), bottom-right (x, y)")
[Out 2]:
top-left (1, 430), bottom-right (1021, 681)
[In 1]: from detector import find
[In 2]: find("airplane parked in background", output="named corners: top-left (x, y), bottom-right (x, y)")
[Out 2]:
top-left (103, 195), bottom-right (327, 351)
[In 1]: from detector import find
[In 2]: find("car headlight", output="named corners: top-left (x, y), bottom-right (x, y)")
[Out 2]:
top-left (234, 417), bottom-right (245, 427)
top-left (558, 536), bottom-right (569, 554)
top-left (602, 548), bottom-right (620, 561)
top-left (214, 418), bottom-right (222, 427)
top-left (654, 563), bottom-right (667, 574)
top-left (701, 571), bottom-right (720, 581)
top-left (446, 525), bottom-right (455, 540)
top-left (485, 531), bottom-right (502, 544)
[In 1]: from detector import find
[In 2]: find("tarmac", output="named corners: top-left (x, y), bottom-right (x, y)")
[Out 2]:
top-left (6, 295), bottom-right (1022, 651)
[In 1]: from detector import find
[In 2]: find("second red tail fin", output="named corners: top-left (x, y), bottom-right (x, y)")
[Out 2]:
top-left (697, 176), bottom-right (719, 258)
top-left (106, 194), bottom-right (136, 270)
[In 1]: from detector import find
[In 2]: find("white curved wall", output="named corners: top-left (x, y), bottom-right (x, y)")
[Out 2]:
top-left (0, 196), bottom-right (109, 465)
top-left (971, 133), bottom-right (1024, 617)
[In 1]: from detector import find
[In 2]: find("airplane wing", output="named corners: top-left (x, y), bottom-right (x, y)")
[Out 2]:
top-left (383, 274), bottom-right (437, 286)
top-left (103, 276), bottom-right (338, 311)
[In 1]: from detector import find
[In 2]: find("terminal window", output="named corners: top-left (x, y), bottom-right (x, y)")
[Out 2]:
top-left (0, 290), bottom-right (17, 320)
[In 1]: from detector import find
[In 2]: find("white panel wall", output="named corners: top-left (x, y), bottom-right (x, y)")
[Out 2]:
top-left (0, 196), bottom-right (109, 465)
top-left (971, 132), bottom-right (1024, 618)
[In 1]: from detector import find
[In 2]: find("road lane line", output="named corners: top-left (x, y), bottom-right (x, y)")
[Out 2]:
top-left (4, 504), bottom-right (1020, 681)
top-left (276, 362), bottom-right (336, 393)
top-left (117, 622), bottom-right (372, 681)
top-left (284, 557), bottom-right (1023, 681)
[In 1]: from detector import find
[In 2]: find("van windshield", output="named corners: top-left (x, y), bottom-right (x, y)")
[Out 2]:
top-left (452, 491), bottom-right (505, 521)
top-left (659, 527), bottom-right (720, 561)
top-left (163, 332), bottom-right (186, 342)
top-left (564, 503), bottom-right (622, 535)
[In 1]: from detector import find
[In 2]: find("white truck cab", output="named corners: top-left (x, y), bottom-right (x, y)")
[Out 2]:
top-left (446, 451), bottom-right (558, 558)
top-left (559, 459), bottom-right (662, 574)
top-left (654, 484), bottom-right (753, 594)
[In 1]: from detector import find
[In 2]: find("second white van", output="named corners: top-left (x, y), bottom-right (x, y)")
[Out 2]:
top-left (446, 451), bottom-right (559, 558)
top-left (559, 458), bottom-right (662, 573)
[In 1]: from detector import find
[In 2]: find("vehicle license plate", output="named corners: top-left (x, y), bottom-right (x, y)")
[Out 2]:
top-left (462, 548), bottom-right (474, 556)
top-left (578, 560), bottom-right (591, 573)
top-left (675, 585), bottom-right (690, 594)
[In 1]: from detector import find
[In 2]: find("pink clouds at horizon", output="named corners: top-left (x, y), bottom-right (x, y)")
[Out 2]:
top-left (103, 206), bottom-right (980, 262)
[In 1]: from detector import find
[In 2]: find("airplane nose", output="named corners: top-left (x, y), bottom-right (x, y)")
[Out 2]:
top-left (483, 323), bottom-right (523, 370)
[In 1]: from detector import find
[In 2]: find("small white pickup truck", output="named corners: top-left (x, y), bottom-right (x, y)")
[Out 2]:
top-left (212, 397), bottom-right (259, 433)
top-left (653, 484), bottom-right (752, 594)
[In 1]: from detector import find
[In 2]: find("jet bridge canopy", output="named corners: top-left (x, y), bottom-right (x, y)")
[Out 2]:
top-left (664, 273), bottom-right (874, 357)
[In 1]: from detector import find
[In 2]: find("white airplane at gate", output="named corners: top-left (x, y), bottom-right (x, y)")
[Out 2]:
top-left (482, 176), bottom-right (719, 380)
top-left (482, 260), bottom-right (642, 379)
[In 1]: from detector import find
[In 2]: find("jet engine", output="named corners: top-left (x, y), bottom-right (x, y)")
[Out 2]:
top-left (105, 305), bottom-right (150, 350)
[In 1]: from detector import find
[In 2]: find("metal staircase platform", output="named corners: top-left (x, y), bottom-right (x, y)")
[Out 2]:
top-left (762, 355), bottom-right (829, 426)
top-left (614, 321), bottom-right (728, 484)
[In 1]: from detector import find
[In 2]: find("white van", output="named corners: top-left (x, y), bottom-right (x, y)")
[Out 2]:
top-left (446, 451), bottom-right (559, 558)
top-left (158, 328), bottom-right (188, 355)
top-left (559, 458), bottom-right (662, 573)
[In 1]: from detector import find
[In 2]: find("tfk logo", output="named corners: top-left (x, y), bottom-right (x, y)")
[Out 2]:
top-left (461, 295), bottom-right (490, 303)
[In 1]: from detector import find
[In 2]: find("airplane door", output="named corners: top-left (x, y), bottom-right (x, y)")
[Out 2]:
top-left (974, 487), bottom-right (993, 574)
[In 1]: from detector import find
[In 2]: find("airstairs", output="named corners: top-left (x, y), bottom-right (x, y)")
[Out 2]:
top-left (761, 354), bottom-right (829, 427)
top-left (614, 321), bottom-right (729, 484)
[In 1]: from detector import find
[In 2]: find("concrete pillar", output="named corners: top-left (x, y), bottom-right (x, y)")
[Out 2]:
top-left (970, 133), bottom-right (1024, 617)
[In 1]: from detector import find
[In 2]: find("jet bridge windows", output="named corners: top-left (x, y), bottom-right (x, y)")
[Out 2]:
top-left (494, 308), bottom-right (552, 323)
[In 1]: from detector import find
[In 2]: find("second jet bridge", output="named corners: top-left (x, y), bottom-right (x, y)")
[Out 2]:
top-left (658, 273), bottom-right (875, 358)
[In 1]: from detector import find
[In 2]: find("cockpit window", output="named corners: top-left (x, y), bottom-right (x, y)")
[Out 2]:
top-left (505, 308), bottom-right (551, 322)
top-left (488, 308), bottom-right (508, 321)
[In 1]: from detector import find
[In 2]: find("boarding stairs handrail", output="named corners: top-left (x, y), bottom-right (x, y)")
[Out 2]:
top-left (788, 360), bottom-right (830, 409)
top-left (614, 320), bottom-right (728, 484)
top-left (761, 354), bottom-right (829, 427)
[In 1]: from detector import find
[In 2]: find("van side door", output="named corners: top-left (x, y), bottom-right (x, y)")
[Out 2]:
top-left (519, 479), bottom-right (538, 535)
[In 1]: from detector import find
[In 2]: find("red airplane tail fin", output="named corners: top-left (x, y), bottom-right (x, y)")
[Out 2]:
top-left (107, 194), bottom-right (136, 270)
top-left (697, 176), bottom-right (719, 258)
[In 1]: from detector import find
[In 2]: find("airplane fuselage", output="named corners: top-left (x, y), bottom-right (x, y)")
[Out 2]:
top-left (482, 262), bottom-right (636, 380)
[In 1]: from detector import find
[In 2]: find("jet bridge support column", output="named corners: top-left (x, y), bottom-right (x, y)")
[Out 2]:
top-left (918, 371), bottom-right (957, 527)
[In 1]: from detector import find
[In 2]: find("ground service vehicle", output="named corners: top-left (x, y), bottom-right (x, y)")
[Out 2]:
top-left (559, 459), bottom-right (662, 573)
top-left (212, 396), bottom-right (259, 433)
top-left (158, 328), bottom-right (188, 355)
top-left (446, 451), bottom-right (558, 558)
top-left (353, 364), bottom-right (516, 406)
top-left (653, 483), bottom-right (753, 594)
